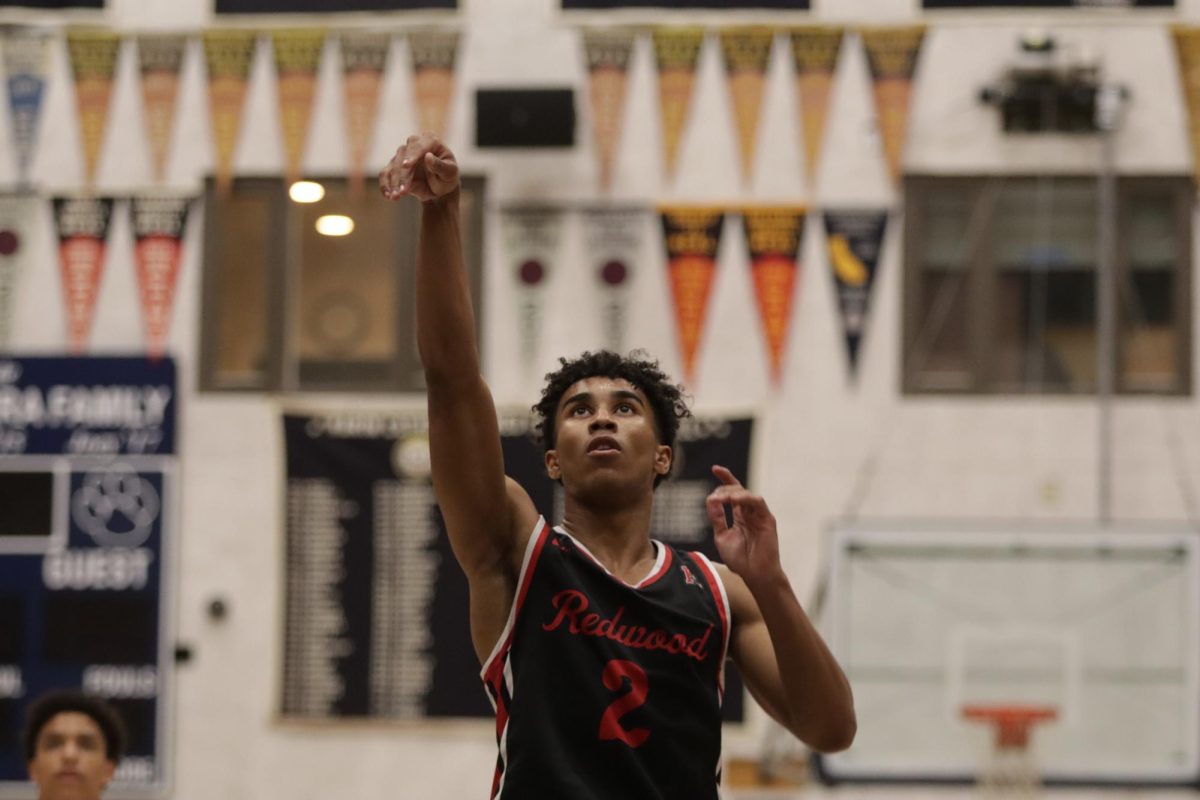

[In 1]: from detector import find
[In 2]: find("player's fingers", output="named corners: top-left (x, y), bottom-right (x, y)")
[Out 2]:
top-left (705, 495), bottom-right (730, 534)
top-left (711, 464), bottom-right (743, 488)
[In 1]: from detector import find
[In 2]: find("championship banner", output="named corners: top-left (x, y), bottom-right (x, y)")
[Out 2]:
top-left (501, 207), bottom-right (566, 379)
top-left (273, 29), bottom-right (326, 185)
top-left (138, 35), bottom-right (186, 185)
top-left (3, 31), bottom-right (50, 188)
top-left (719, 28), bottom-right (774, 186)
top-left (341, 31), bottom-right (390, 194)
top-left (661, 207), bottom-right (724, 385)
top-left (653, 28), bottom-right (705, 182)
top-left (409, 30), bottom-right (458, 138)
top-left (583, 29), bottom-right (635, 193)
top-left (582, 207), bottom-right (644, 354)
top-left (280, 409), bottom-right (749, 722)
top-left (0, 195), bottom-right (36, 349)
top-left (824, 209), bottom-right (887, 379)
top-left (131, 196), bottom-right (190, 360)
top-left (859, 26), bottom-right (925, 186)
top-left (743, 207), bottom-right (804, 386)
top-left (66, 31), bottom-right (120, 189)
top-left (203, 30), bottom-right (258, 191)
top-left (54, 197), bottom-right (114, 354)
top-left (1173, 27), bottom-right (1200, 188)
top-left (791, 27), bottom-right (843, 189)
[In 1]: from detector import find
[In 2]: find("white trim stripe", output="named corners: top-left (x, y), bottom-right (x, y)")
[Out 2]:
top-left (693, 552), bottom-right (732, 699)
top-left (554, 526), bottom-right (668, 589)
top-left (480, 517), bottom-right (548, 681)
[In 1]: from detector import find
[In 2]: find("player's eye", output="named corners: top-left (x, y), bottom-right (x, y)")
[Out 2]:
top-left (570, 405), bottom-right (590, 416)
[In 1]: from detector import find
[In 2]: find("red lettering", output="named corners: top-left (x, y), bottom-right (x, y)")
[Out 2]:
top-left (542, 590), bottom-right (710, 662)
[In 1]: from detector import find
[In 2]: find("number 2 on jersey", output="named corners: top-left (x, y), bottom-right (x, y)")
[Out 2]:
top-left (598, 659), bottom-right (650, 747)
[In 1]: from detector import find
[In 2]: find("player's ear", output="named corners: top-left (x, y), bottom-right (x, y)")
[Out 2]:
top-left (653, 445), bottom-right (672, 477)
top-left (545, 450), bottom-right (561, 480)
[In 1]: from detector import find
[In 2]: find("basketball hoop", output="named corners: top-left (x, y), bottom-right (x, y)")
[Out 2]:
top-left (962, 704), bottom-right (1057, 797)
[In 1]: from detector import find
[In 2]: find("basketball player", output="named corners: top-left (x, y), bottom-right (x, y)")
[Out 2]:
top-left (23, 690), bottom-right (125, 800)
top-left (380, 134), bottom-right (855, 798)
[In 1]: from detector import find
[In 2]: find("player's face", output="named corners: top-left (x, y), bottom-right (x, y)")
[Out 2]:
top-left (545, 377), bottom-right (671, 495)
top-left (27, 712), bottom-right (114, 800)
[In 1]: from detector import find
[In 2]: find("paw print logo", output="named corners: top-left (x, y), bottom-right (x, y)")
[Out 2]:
top-left (71, 465), bottom-right (160, 548)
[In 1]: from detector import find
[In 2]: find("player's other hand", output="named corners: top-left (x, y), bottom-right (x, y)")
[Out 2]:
top-left (705, 465), bottom-right (784, 586)
top-left (379, 133), bottom-right (459, 203)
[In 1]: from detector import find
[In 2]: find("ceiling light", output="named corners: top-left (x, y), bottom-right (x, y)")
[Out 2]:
top-left (289, 181), bottom-right (325, 203)
top-left (316, 215), bottom-right (355, 237)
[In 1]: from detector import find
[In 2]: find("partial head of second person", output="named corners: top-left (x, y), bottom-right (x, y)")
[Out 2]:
top-left (23, 690), bottom-right (126, 800)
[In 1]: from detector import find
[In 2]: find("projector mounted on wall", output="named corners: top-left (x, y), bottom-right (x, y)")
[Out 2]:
top-left (979, 31), bottom-right (1127, 134)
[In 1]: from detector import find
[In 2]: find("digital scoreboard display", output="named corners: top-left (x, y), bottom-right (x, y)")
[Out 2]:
top-left (0, 357), bottom-right (175, 799)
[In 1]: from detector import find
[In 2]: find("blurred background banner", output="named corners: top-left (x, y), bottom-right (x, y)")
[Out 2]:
top-left (280, 411), bottom-right (752, 722)
top-left (0, 355), bottom-right (176, 797)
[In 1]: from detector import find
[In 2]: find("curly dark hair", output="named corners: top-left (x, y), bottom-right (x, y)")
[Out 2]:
top-left (532, 350), bottom-right (691, 487)
top-left (22, 690), bottom-right (127, 763)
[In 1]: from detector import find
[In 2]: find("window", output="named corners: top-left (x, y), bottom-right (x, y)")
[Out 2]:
top-left (200, 175), bottom-right (485, 392)
top-left (903, 176), bottom-right (1191, 395)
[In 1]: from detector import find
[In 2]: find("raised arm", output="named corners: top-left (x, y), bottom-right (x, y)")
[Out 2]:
top-left (380, 136), bottom-right (536, 657)
top-left (705, 466), bottom-right (856, 753)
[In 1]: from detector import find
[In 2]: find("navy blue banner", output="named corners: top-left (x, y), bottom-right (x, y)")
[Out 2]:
top-left (0, 1), bottom-right (103, 6)
top-left (0, 356), bottom-right (175, 796)
top-left (0, 356), bottom-right (176, 456)
top-left (566, 0), bottom-right (805, 6)
top-left (924, 0), bottom-right (1168, 6)
top-left (282, 411), bottom-right (751, 722)
top-left (217, 0), bottom-right (453, 11)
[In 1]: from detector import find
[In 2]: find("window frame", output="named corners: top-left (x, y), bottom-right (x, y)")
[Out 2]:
top-left (199, 174), bottom-right (486, 394)
top-left (902, 174), bottom-right (1192, 397)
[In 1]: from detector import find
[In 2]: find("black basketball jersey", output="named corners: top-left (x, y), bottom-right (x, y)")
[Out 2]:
top-left (481, 517), bottom-right (731, 799)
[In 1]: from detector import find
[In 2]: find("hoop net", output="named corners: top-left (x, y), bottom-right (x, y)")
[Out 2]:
top-left (962, 704), bottom-right (1058, 798)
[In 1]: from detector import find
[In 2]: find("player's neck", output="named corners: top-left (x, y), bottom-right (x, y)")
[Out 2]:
top-left (558, 494), bottom-right (656, 578)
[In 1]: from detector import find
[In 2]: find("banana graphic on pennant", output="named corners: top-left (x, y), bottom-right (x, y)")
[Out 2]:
top-left (829, 233), bottom-right (868, 287)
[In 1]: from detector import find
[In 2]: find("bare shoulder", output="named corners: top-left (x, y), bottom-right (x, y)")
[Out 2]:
top-left (713, 563), bottom-right (762, 626)
top-left (504, 476), bottom-right (542, 571)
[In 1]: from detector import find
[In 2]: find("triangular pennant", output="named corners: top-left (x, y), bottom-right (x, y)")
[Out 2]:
top-left (719, 28), bottom-right (774, 186)
top-left (66, 30), bottom-right (121, 189)
top-left (3, 31), bottom-right (51, 188)
top-left (790, 27), bottom-right (843, 189)
top-left (743, 207), bottom-right (804, 385)
top-left (340, 31), bottom-right (390, 194)
top-left (582, 207), bottom-right (643, 354)
top-left (583, 29), bottom-right (635, 193)
top-left (660, 207), bottom-right (723, 385)
top-left (1172, 27), bottom-right (1200, 188)
top-left (54, 196), bottom-right (115, 353)
top-left (652, 28), bottom-right (705, 182)
top-left (0, 194), bottom-right (36, 349)
top-left (273, 29), bottom-right (326, 185)
top-left (203, 30), bottom-right (258, 192)
top-left (859, 26), bottom-right (925, 186)
top-left (501, 207), bottom-right (566, 379)
top-left (137, 35), bottom-right (187, 184)
top-left (409, 31), bottom-right (459, 138)
top-left (131, 195), bottom-right (191, 360)
top-left (824, 209), bottom-right (887, 378)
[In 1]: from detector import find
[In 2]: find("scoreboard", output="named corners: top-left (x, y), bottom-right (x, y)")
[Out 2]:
top-left (0, 357), bottom-right (175, 799)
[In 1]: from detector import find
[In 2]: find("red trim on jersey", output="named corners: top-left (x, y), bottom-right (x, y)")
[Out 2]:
top-left (634, 544), bottom-right (673, 589)
top-left (688, 552), bottom-right (730, 700)
top-left (482, 518), bottom-right (550, 690)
